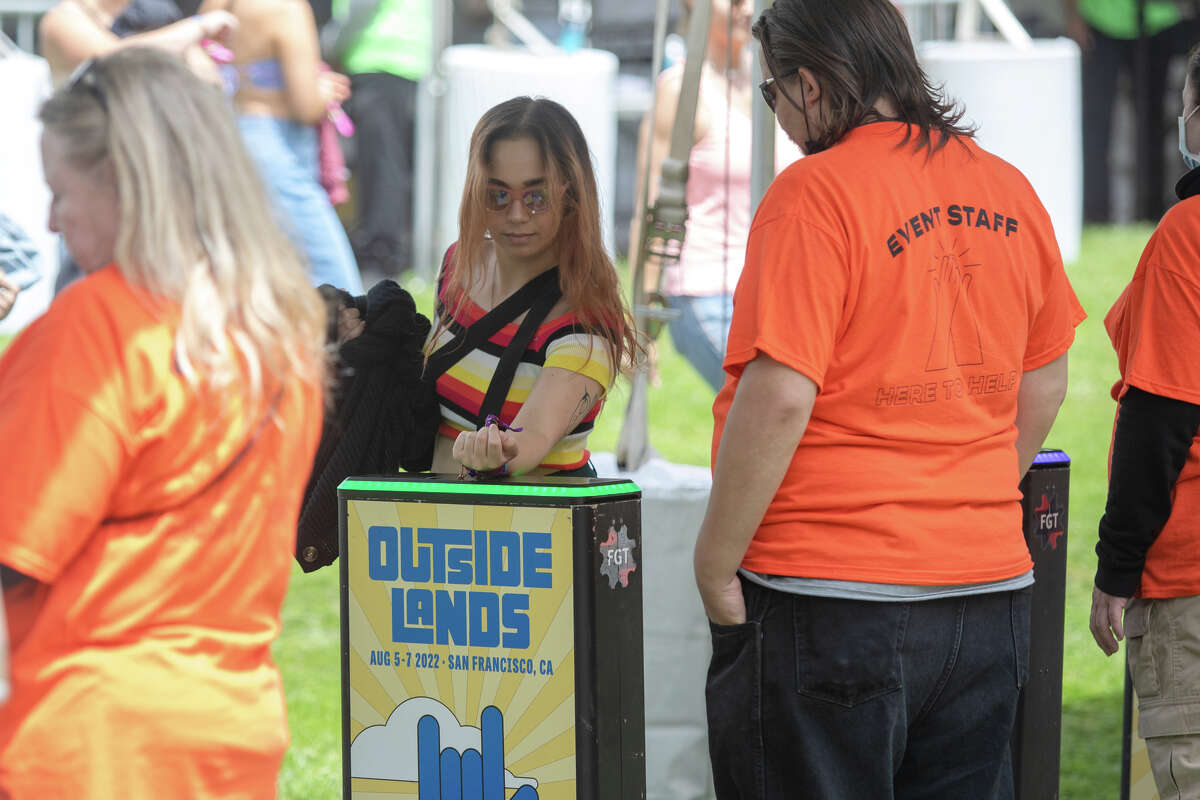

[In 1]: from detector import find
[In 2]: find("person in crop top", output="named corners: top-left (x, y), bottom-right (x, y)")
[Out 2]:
top-left (427, 97), bottom-right (639, 479)
top-left (198, 0), bottom-right (362, 293)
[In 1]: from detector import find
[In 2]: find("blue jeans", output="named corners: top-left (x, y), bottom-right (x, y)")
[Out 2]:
top-left (706, 578), bottom-right (1031, 799)
top-left (237, 115), bottom-right (363, 294)
top-left (666, 293), bottom-right (733, 392)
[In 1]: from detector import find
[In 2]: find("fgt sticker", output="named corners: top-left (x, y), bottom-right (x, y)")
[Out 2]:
top-left (1033, 487), bottom-right (1065, 550)
top-left (599, 524), bottom-right (638, 589)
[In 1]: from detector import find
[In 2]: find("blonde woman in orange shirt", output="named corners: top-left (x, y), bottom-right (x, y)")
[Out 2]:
top-left (0, 48), bottom-right (325, 798)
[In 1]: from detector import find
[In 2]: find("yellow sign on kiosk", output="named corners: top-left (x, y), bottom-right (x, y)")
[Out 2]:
top-left (338, 476), bottom-right (644, 800)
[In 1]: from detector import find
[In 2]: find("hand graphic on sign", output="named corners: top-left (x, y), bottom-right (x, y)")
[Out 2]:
top-left (417, 705), bottom-right (539, 800)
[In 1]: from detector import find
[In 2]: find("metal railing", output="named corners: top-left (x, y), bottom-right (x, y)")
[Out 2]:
top-left (0, 0), bottom-right (51, 53)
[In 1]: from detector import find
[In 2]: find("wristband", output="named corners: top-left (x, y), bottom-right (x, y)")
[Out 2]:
top-left (460, 463), bottom-right (509, 480)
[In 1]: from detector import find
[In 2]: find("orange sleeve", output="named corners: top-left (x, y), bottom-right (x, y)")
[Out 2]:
top-left (1023, 256), bottom-right (1086, 372)
top-left (724, 211), bottom-right (849, 389)
top-left (1121, 262), bottom-right (1200, 404)
top-left (0, 314), bottom-right (127, 583)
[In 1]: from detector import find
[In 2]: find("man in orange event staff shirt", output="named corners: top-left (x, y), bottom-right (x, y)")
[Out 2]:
top-left (1090, 44), bottom-right (1200, 800)
top-left (694, 2), bottom-right (1085, 799)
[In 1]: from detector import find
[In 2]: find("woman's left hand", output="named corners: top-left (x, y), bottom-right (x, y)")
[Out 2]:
top-left (453, 423), bottom-right (519, 474)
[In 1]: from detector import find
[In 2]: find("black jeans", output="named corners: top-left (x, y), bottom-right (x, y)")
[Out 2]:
top-left (1082, 21), bottom-right (1200, 222)
top-left (344, 72), bottom-right (418, 275)
top-left (705, 579), bottom-right (1031, 800)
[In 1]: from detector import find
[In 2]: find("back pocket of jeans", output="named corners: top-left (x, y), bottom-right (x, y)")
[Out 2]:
top-left (793, 596), bottom-right (905, 708)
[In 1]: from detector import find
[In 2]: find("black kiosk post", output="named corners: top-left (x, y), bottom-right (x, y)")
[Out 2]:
top-left (337, 475), bottom-right (645, 800)
top-left (1012, 448), bottom-right (1070, 800)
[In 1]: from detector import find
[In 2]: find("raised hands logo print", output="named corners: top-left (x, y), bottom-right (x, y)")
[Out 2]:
top-left (418, 706), bottom-right (537, 800)
top-left (350, 697), bottom-right (538, 799)
top-left (925, 243), bottom-right (984, 371)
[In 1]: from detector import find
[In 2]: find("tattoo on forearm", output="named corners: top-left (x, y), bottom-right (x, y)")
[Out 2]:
top-left (567, 390), bottom-right (593, 430)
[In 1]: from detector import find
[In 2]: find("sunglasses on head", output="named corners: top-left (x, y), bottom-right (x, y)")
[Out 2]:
top-left (485, 186), bottom-right (550, 215)
top-left (67, 58), bottom-right (107, 111)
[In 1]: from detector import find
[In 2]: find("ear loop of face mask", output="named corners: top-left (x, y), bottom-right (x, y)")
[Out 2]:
top-left (761, 27), bottom-right (826, 155)
top-left (774, 69), bottom-right (826, 155)
top-left (1181, 105), bottom-right (1200, 171)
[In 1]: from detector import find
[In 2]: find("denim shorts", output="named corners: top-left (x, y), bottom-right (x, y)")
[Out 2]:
top-left (237, 115), bottom-right (363, 294)
top-left (665, 293), bottom-right (733, 392)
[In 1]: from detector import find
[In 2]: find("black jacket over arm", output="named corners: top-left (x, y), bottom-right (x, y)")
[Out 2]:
top-left (295, 281), bottom-right (439, 572)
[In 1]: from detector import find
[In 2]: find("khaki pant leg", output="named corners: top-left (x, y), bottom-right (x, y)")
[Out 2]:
top-left (1145, 735), bottom-right (1200, 800)
top-left (1128, 596), bottom-right (1200, 800)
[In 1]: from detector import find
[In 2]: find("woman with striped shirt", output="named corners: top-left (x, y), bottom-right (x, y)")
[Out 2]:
top-left (427, 97), bottom-right (638, 478)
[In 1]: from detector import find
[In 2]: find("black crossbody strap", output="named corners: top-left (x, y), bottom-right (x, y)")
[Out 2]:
top-left (477, 279), bottom-right (562, 427)
top-left (425, 267), bottom-right (560, 384)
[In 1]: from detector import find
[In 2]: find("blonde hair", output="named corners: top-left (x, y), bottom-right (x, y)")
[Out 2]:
top-left (39, 48), bottom-right (326, 405)
top-left (434, 96), bottom-right (639, 373)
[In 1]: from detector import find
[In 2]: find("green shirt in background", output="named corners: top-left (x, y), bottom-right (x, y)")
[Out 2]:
top-left (1078, 0), bottom-right (1183, 40)
top-left (334, 0), bottom-right (432, 81)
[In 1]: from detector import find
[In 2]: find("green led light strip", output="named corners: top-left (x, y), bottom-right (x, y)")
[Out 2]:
top-left (338, 479), bottom-right (641, 499)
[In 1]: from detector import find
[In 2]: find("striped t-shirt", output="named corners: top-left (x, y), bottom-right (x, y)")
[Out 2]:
top-left (430, 283), bottom-right (616, 472)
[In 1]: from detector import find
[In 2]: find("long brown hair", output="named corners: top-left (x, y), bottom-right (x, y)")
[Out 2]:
top-left (753, 0), bottom-right (974, 154)
top-left (435, 96), bottom-right (638, 373)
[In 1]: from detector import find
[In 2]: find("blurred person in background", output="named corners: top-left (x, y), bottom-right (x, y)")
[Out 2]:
top-left (199, 0), bottom-right (364, 293)
top-left (322, 0), bottom-right (433, 280)
top-left (1065, 0), bottom-right (1200, 221)
top-left (38, 0), bottom-right (236, 293)
top-left (1091, 40), bottom-right (1200, 800)
top-left (694, 0), bottom-right (1084, 797)
top-left (38, 0), bottom-right (234, 85)
top-left (632, 0), bottom-right (800, 391)
top-left (0, 48), bottom-right (326, 797)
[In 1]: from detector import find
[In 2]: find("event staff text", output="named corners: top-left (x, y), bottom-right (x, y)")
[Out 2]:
top-left (367, 526), bottom-right (552, 650)
top-left (886, 204), bottom-right (1020, 257)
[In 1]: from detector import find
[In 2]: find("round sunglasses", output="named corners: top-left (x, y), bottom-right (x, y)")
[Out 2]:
top-left (485, 187), bottom-right (551, 215)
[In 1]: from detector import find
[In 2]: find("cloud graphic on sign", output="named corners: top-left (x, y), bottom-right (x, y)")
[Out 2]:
top-left (350, 696), bottom-right (537, 789)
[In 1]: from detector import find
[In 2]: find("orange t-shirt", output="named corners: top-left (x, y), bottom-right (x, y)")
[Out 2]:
top-left (1105, 196), bottom-right (1200, 598)
top-left (714, 122), bottom-right (1085, 585)
top-left (0, 266), bottom-right (323, 798)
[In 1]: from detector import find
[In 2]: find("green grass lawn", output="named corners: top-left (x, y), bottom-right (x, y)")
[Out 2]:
top-left (0, 225), bottom-right (1158, 797)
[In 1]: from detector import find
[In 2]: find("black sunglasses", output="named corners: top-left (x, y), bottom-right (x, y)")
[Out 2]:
top-left (759, 76), bottom-right (778, 112)
top-left (67, 58), bottom-right (107, 111)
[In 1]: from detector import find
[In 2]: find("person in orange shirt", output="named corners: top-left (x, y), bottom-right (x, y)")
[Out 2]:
top-left (693, 1), bottom-right (1084, 798)
top-left (1090, 42), bottom-right (1200, 800)
top-left (0, 48), bottom-right (326, 798)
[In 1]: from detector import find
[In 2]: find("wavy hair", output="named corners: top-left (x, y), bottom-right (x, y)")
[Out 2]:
top-left (753, 0), bottom-right (975, 154)
top-left (435, 96), bottom-right (638, 373)
top-left (39, 48), bottom-right (326, 408)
